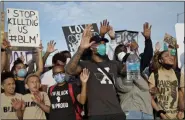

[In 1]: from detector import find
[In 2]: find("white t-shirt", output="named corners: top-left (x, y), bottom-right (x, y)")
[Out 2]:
top-left (41, 70), bottom-right (56, 91)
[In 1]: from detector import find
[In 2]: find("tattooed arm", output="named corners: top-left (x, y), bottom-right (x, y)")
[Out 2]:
top-left (65, 47), bottom-right (84, 75)
top-left (66, 24), bottom-right (94, 75)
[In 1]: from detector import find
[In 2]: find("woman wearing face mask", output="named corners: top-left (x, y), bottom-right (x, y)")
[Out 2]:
top-left (114, 22), bottom-right (154, 119)
top-left (11, 59), bottom-right (28, 95)
top-left (149, 50), bottom-right (184, 119)
top-left (10, 46), bottom-right (43, 95)
top-left (48, 65), bottom-right (89, 120)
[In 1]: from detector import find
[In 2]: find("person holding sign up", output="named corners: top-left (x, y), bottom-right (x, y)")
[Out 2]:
top-left (10, 42), bottom-right (43, 95)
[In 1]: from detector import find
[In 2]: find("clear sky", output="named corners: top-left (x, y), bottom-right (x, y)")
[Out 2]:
top-left (3, 2), bottom-right (184, 64)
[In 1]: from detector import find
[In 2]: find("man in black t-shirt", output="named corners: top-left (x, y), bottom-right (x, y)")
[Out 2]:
top-left (48, 65), bottom-right (89, 120)
top-left (66, 22), bottom-right (126, 120)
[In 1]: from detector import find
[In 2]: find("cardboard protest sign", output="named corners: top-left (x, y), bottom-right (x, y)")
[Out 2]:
top-left (7, 8), bottom-right (40, 47)
top-left (163, 33), bottom-right (177, 49)
top-left (115, 30), bottom-right (139, 45)
top-left (175, 23), bottom-right (184, 69)
top-left (62, 23), bottom-right (99, 52)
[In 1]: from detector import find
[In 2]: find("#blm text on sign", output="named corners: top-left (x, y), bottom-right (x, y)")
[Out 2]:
top-left (7, 8), bottom-right (40, 47)
top-left (62, 23), bottom-right (99, 52)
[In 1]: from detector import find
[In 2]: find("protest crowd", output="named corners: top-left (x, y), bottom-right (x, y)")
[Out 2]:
top-left (1, 19), bottom-right (185, 120)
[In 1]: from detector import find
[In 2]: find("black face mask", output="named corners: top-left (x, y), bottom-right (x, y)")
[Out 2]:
top-left (161, 63), bottom-right (173, 70)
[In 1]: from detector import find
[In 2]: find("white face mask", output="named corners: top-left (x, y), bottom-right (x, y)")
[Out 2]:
top-left (66, 58), bottom-right (71, 65)
top-left (117, 52), bottom-right (126, 62)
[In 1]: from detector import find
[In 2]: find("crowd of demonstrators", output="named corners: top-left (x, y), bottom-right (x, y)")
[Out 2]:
top-left (1, 19), bottom-right (184, 120)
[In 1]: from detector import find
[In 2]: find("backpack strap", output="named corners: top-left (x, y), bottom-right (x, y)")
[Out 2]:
top-left (49, 85), bottom-right (56, 96)
top-left (68, 84), bottom-right (82, 120)
top-left (174, 69), bottom-right (181, 88)
top-left (154, 70), bottom-right (159, 87)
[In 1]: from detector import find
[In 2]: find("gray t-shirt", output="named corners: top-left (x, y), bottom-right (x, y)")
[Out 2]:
top-left (80, 60), bottom-right (123, 116)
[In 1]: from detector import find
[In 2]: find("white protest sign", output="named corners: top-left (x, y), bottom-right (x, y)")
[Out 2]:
top-left (175, 23), bottom-right (184, 69)
top-left (10, 51), bottom-right (33, 70)
top-left (7, 8), bottom-right (40, 47)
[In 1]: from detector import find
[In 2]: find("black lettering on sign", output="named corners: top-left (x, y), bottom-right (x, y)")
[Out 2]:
top-left (8, 35), bottom-right (37, 44)
top-left (18, 26), bottom-right (28, 34)
top-left (7, 8), bottom-right (39, 46)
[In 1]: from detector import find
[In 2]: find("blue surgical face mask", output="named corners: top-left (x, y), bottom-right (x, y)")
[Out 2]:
top-left (17, 69), bottom-right (27, 78)
top-left (54, 73), bottom-right (65, 83)
top-left (97, 44), bottom-right (106, 56)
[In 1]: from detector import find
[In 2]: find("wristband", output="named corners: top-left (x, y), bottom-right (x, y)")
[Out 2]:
top-left (1, 48), bottom-right (6, 52)
top-left (157, 110), bottom-right (166, 116)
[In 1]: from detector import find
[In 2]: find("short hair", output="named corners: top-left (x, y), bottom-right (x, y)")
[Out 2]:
top-left (25, 74), bottom-right (41, 84)
top-left (52, 50), bottom-right (71, 64)
top-left (1, 72), bottom-right (14, 83)
top-left (11, 58), bottom-right (24, 73)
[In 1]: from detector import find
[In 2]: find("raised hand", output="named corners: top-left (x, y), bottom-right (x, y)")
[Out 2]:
top-left (46, 40), bottom-right (57, 53)
top-left (142, 22), bottom-right (152, 39)
top-left (11, 98), bottom-right (23, 111)
top-left (80, 24), bottom-right (94, 49)
top-left (32, 92), bottom-right (43, 105)
top-left (100, 19), bottom-right (109, 37)
top-left (80, 68), bottom-right (90, 84)
top-left (108, 26), bottom-right (115, 40)
top-left (155, 42), bottom-right (161, 52)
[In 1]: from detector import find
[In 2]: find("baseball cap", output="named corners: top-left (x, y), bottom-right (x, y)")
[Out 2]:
top-left (90, 35), bottom-right (109, 43)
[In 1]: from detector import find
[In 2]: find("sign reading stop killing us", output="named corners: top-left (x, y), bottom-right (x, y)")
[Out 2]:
top-left (7, 8), bottom-right (40, 47)
top-left (62, 23), bottom-right (99, 53)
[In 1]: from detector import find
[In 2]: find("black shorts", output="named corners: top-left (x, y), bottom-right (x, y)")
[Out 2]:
top-left (89, 113), bottom-right (126, 120)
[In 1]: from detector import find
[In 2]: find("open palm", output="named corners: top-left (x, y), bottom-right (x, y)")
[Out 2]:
top-left (100, 19), bottom-right (109, 37)
top-left (142, 22), bottom-right (152, 39)
top-left (47, 40), bottom-right (57, 53)
top-left (11, 98), bottom-right (22, 110)
top-left (80, 24), bottom-right (94, 49)
top-left (80, 68), bottom-right (90, 83)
